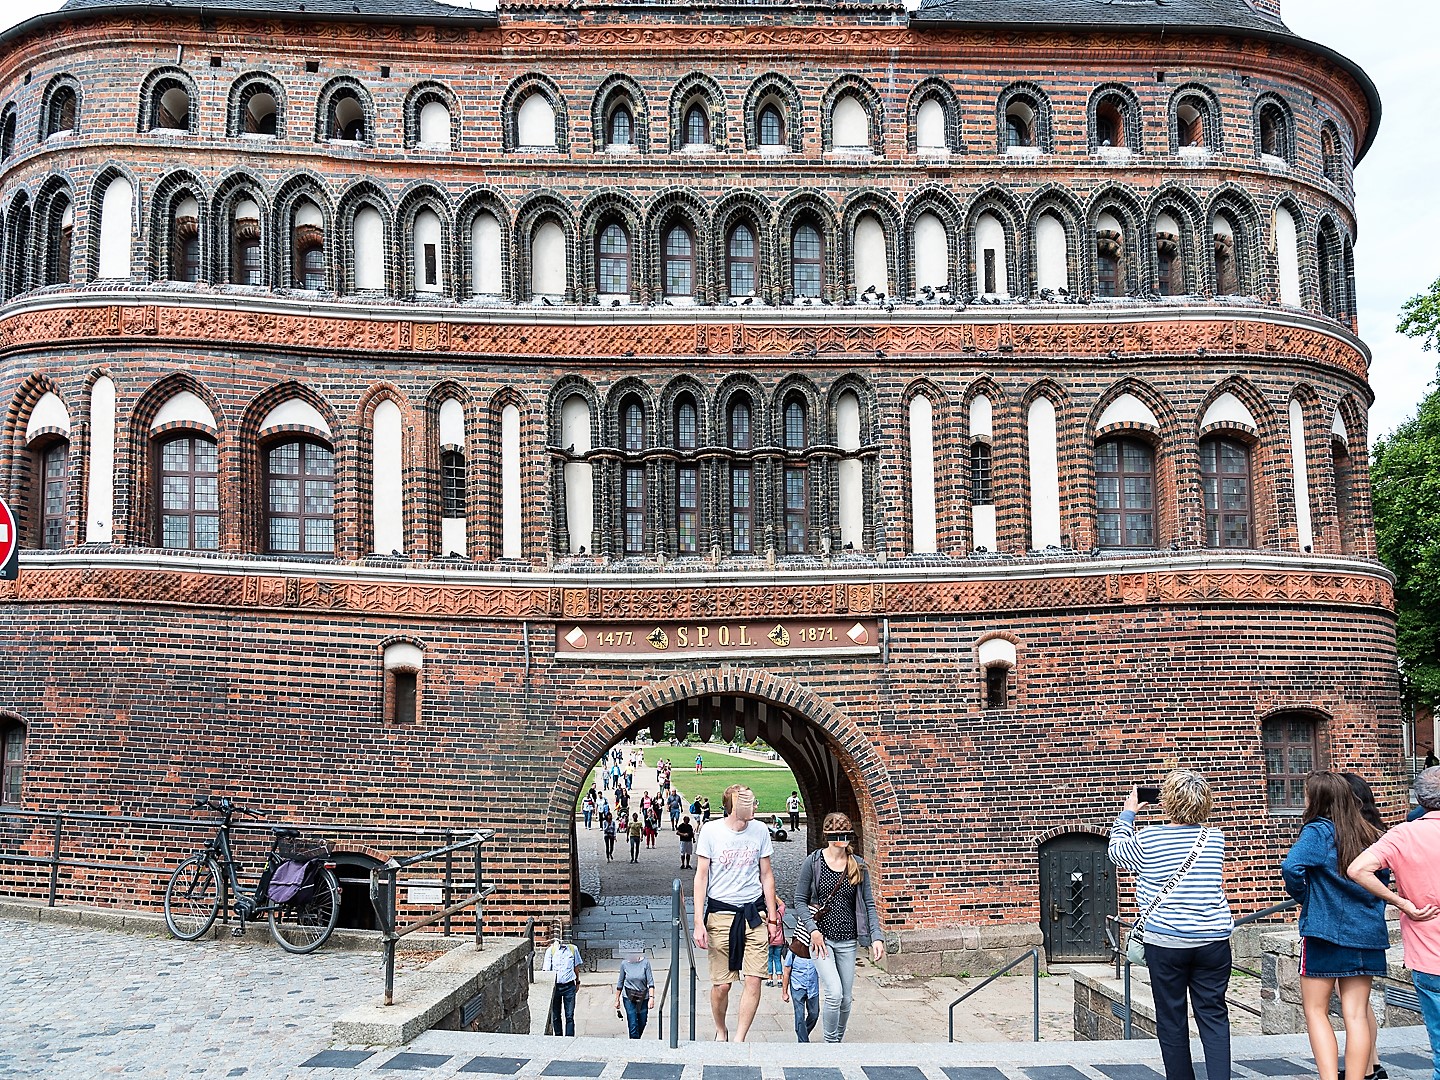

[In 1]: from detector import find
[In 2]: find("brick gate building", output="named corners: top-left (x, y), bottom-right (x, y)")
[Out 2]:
top-left (0, 0), bottom-right (1395, 968)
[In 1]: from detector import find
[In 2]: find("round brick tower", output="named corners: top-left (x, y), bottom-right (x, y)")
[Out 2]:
top-left (0, 0), bottom-right (1390, 970)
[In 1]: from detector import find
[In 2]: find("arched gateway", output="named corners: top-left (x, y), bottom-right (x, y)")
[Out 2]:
top-left (550, 667), bottom-right (898, 914)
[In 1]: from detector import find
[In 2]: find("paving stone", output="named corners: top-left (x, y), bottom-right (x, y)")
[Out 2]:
top-left (784, 1069), bottom-right (846, 1080)
top-left (1236, 1062), bottom-right (1309, 1077)
top-left (943, 1070), bottom-right (1009, 1080)
top-left (542, 1062), bottom-right (608, 1077)
top-left (301, 1049), bottom-right (377, 1068)
top-left (704, 1067), bottom-right (762, 1080)
top-left (379, 1052), bottom-right (454, 1070)
top-left (1023, 1070), bottom-right (1090, 1080)
top-left (621, 1065), bottom-right (685, 1080)
top-left (1093, 1067), bottom-right (1164, 1080)
top-left (1383, 1054), bottom-right (1433, 1072)
top-left (863, 1067), bottom-right (928, 1080)
top-left (458, 1056), bottom-right (530, 1074)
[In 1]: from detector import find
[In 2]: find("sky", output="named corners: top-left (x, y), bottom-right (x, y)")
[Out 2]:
top-left (1, 0), bottom-right (1434, 442)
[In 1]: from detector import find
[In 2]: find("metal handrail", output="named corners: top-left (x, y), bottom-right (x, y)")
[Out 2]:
top-left (948, 947), bottom-right (1041, 1042)
top-left (1106, 899), bottom-right (1298, 1038)
top-left (368, 829), bottom-right (497, 1006)
top-left (656, 877), bottom-right (698, 1046)
top-left (0, 805), bottom-right (481, 908)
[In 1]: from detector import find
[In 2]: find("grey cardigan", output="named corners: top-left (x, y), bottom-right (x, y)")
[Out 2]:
top-left (793, 849), bottom-right (881, 947)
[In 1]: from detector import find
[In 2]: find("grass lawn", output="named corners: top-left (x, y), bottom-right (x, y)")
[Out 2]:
top-left (579, 743), bottom-right (805, 820)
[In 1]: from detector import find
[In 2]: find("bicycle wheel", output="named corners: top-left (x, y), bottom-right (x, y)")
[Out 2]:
top-left (163, 854), bottom-right (221, 941)
top-left (268, 867), bottom-right (340, 954)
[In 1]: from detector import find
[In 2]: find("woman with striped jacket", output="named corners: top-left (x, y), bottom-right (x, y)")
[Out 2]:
top-left (1110, 770), bottom-right (1235, 1080)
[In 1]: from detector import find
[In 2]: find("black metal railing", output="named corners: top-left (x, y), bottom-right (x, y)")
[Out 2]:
top-left (1106, 899), bottom-right (1298, 1039)
top-left (656, 877), bottom-right (698, 1046)
top-left (368, 830), bottom-right (497, 1006)
top-left (948, 947), bottom-right (1042, 1043)
top-left (0, 805), bottom-right (474, 915)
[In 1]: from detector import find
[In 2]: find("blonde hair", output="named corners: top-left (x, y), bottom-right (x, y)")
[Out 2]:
top-left (822, 812), bottom-right (864, 885)
top-left (722, 784), bottom-right (751, 816)
top-left (1160, 769), bottom-right (1213, 825)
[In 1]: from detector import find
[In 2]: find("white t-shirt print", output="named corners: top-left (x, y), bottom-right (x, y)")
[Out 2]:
top-left (697, 819), bottom-right (774, 905)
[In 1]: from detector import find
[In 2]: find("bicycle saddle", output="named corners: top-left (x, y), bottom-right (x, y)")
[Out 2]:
top-left (270, 826), bottom-right (301, 839)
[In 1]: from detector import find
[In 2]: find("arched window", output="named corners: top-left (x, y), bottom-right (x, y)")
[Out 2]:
top-left (412, 208), bottom-right (443, 294)
top-left (836, 390), bottom-right (863, 550)
top-left (783, 398), bottom-right (808, 554)
top-left (1321, 126), bottom-right (1343, 182)
top-left (0, 109), bottom-right (14, 160)
top-left (1200, 435), bottom-right (1251, 549)
top-left (597, 221), bottom-right (631, 296)
top-left (6, 197), bottom-right (30, 297)
top-left (531, 218), bottom-right (567, 298)
top-left (727, 222), bottom-right (758, 298)
top-left (1005, 99), bottom-right (1036, 149)
top-left (1035, 212), bottom-right (1069, 295)
top-left (832, 94), bottom-right (870, 150)
top-left (974, 212), bottom-right (1009, 298)
top-left (1257, 99), bottom-right (1290, 161)
top-left (1095, 437), bottom-right (1154, 549)
top-left (151, 80), bottom-right (191, 131)
top-left (47, 85), bottom-right (76, 137)
top-left (683, 103), bottom-right (709, 146)
top-left (561, 394), bottom-right (593, 554)
top-left (96, 176), bottom-right (133, 280)
top-left (169, 196), bottom-right (201, 282)
top-left (230, 199), bottom-right (262, 285)
top-left (1, 720), bottom-right (23, 805)
top-left (729, 398), bottom-right (753, 554)
top-left (469, 210), bottom-right (502, 296)
top-left (518, 92), bottom-right (557, 148)
top-left (971, 441), bottom-right (993, 507)
top-left (913, 211), bottom-right (948, 293)
top-left (607, 104), bottom-right (633, 147)
top-left (265, 439), bottom-right (334, 555)
top-left (418, 100), bottom-right (451, 148)
top-left (1154, 213), bottom-right (1182, 297)
top-left (1262, 714), bottom-right (1319, 810)
top-left (292, 200), bottom-right (325, 290)
top-left (37, 439), bottom-right (69, 549)
top-left (1095, 216), bottom-right (1124, 298)
top-left (441, 449), bottom-right (466, 519)
top-left (791, 222), bottom-right (823, 298)
top-left (328, 90), bottom-right (366, 141)
top-left (915, 97), bottom-right (947, 153)
top-left (621, 398), bottom-right (646, 555)
top-left (157, 434), bottom-right (220, 549)
top-left (675, 396), bottom-right (700, 555)
top-left (758, 104), bottom-right (784, 147)
top-left (47, 198), bottom-right (74, 286)
top-left (236, 80), bottom-right (278, 136)
top-left (1275, 206), bottom-right (1302, 306)
top-left (1212, 216), bottom-right (1238, 295)
top-left (1333, 433), bottom-right (1356, 556)
top-left (1175, 96), bottom-right (1209, 149)
top-left (1095, 98), bottom-right (1124, 149)
top-left (664, 224), bottom-right (694, 298)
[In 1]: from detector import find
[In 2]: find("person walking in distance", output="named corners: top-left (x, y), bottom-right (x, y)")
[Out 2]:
top-left (1282, 772), bottom-right (1388, 1080)
top-left (1349, 765), bottom-right (1440, 1080)
top-left (781, 944), bottom-right (821, 1042)
top-left (542, 922), bottom-right (583, 1036)
top-left (677, 815), bottom-right (696, 869)
top-left (794, 812), bottom-right (884, 1042)
top-left (695, 752), bottom-right (705, 774)
top-left (628, 813), bottom-right (643, 863)
top-left (787, 790), bottom-right (801, 833)
top-left (700, 796), bottom-right (712, 823)
top-left (614, 949), bottom-right (656, 1040)
top-left (693, 784), bottom-right (779, 1042)
top-left (602, 813), bottom-right (617, 862)
top-left (1109, 772), bottom-right (1233, 1080)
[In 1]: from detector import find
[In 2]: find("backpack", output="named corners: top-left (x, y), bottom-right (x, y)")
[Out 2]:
top-left (268, 858), bottom-right (324, 905)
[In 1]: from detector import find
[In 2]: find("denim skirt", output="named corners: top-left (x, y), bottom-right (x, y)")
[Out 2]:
top-left (1299, 936), bottom-right (1387, 979)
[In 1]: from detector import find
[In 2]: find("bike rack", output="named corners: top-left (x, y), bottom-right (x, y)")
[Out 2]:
top-left (368, 830), bottom-right (497, 1007)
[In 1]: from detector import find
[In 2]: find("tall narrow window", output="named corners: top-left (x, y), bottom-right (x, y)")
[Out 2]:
top-left (393, 671), bottom-right (418, 724)
top-left (49, 201), bottom-right (74, 286)
top-left (301, 244), bottom-right (325, 290)
top-left (266, 440), bottom-right (334, 555)
top-left (759, 105), bottom-right (784, 146)
top-left (784, 398), bottom-right (807, 555)
top-left (48, 87), bottom-right (76, 136)
top-left (792, 222), bottom-right (822, 298)
top-left (676, 398), bottom-right (700, 555)
top-left (1096, 230), bottom-right (1122, 298)
top-left (330, 92), bottom-right (365, 141)
top-left (664, 225), bottom-right (694, 298)
top-left (158, 435), bottom-right (220, 550)
top-left (1176, 100), bottom-right (1205, 148)
top-left (1213, 218), bottom-right (1238, 295)
top-left (985, 665), bottom-right (1010, 709)
top-left (623, 400), bottom-right (645, 453)
top-left (1156, 246), bottom-right (1176, 296)
top-left (1095, 437), bottom-right (1155, 549)
top-left (441, 449), bottom-right (466, 518)
top-left (173, 220), bottom-right (201, 282)
top-left (0, 112), bottom-right (14, 160)
top-left (40, 442), bottom-right (68, 549)
top-left (970, 441), bottom-right (993, 505)
top-left (608, 105), bottom-right (633, 147)
top-left (730, 399), bottom-right (753, 554)
top-left (1263, 715), bottom-right (1318, 811)
top-left (1200, 436), bottom-right (1251, 549)
top-left (598, 222), bottom-right (630, 295)
top-left (728, 223), bottom-right (757, 297)
top-left (0, 722), bottom-right (22, 804)
top-left (684, 104), bottom-right (709, 146)
top-left (624, 466), bottom-right (645, 555)
top-left (1333, 437), bottom-right (1356, 555)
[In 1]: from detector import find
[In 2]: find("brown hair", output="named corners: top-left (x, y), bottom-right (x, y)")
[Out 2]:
top-left (822, 812), bottom-right (864, 886)
top-left (1303, 770), bottom-right (1381, 873)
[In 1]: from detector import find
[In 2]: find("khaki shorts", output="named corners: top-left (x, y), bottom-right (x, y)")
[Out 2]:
top-left (705, 909), bottom-right (770, 983)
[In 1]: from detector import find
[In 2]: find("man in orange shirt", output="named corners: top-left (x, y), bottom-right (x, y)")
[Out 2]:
top-left (1349, 766), bottom-right (1440, 1080)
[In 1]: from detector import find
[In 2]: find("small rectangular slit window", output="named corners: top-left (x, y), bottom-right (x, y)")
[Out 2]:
top-left (392, 671), bottom-right (417, 724)
top-left (983, 250), bottom-right (997, 295)
top-left (985, 665), bottom-right (1009, 709)
top-left (424, 244), bottom-right (438, 286)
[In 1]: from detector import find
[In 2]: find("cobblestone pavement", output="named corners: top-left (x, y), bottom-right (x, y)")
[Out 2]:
top-left (0, 917), bottom-right (420, 1079)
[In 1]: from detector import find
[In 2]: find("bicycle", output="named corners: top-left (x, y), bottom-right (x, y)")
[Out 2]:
top-left (163, 794), bottom-right (342, 954)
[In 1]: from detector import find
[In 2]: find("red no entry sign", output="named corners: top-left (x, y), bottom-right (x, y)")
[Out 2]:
top-left (0, 495), bottom-right (16, 580)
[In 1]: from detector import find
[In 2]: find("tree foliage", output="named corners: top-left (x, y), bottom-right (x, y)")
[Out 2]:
top-left (1397, 275), bottom-right (1440, 352)
top-left (1372, 383), bottom-right (1440, 706)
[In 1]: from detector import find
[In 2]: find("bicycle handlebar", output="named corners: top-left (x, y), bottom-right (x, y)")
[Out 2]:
top-left (194, 794), bottom-right (259, 819)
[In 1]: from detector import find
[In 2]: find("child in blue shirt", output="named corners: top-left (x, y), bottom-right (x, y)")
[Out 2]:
top-left (781, 947), bottom-right (820, 1042)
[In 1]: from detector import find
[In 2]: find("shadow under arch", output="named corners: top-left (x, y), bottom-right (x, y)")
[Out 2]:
top-left (551, 666), bottom-right (898, 914)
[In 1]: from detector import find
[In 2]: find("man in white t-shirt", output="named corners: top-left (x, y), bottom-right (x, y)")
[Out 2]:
top-left (693, 783), bottom-right (777, 1041)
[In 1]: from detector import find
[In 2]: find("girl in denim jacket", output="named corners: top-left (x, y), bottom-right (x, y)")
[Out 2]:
top-left (1281, 771), bottom-right (1386, 1080)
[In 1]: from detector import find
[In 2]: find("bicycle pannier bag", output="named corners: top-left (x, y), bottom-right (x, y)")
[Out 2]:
top-left (268, 858), bottom-right (322, 905)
